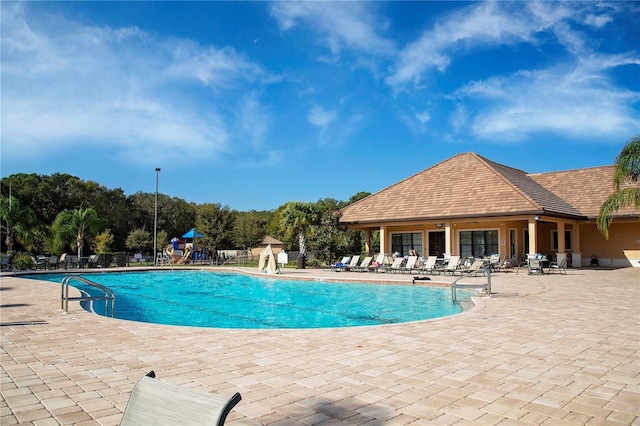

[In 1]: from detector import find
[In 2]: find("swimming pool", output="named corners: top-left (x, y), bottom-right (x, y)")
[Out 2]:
top-left (27, 270), bottom-right (474, 329)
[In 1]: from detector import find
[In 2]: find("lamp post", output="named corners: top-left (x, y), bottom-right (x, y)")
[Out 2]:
top-left (153, 167), bottom-right (161, 266)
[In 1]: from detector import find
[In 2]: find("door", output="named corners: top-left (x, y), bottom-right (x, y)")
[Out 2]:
top-left (428, 231), bottom-right (445, 257)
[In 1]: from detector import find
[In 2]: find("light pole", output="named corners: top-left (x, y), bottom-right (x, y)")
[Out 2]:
top-left (153, 167), bottom-right (161, 266)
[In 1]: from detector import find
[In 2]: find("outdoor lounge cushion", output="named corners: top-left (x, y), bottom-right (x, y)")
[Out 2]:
top-left (120, 371), bottom-right (241, 426)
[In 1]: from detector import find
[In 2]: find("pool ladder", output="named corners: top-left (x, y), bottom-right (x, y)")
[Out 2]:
top-left (60, 275), bottom-right (115, 317)
top-left (451, 267), bottom-right (491, 302)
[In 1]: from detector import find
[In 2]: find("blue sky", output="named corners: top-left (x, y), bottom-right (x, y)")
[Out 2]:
top-left (2, 1), bottom-right (639, 211)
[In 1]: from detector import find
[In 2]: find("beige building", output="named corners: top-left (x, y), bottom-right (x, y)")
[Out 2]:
top-left (340, 152), bottom-right (640, 267)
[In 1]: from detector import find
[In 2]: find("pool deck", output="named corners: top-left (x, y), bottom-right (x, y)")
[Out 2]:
top-left (1, 266), bottom-right (639, 425)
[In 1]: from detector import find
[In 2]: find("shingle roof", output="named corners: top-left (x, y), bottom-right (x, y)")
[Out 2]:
top-left (262, 236), bottom-right (284, 245)
top-left (340, 152), bottom-right (588, 224)
top-left (531, 166), bottom-right (640, 219)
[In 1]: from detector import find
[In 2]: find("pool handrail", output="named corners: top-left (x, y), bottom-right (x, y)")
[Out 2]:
top-left (451, 267), bottom-right (491, 302)
top-left (60, 275), bottom-right (115, 317)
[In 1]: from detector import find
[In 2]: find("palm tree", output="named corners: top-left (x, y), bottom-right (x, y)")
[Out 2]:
top-left (0, 195), bottom-right (40, 252)
top-left (280, 202), bottom-right (320, 268)
top-left (52, 208), bottom-right (100, 259)
top-left (597, 135), bottom-right (640, 239)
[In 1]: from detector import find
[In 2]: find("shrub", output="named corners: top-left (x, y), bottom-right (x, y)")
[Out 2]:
top-left (12, 252), bottom-right (34, 270)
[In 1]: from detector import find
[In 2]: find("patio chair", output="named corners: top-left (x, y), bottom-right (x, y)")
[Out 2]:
top-left (382, 257), bottom-right (404, 273)
top-left (120, 371), bottom-right (241, 426)
top-left (419, 256), bottom-right (439, 275)
top-left (527, 258), bottom-right (544, 275)
top-left (1, 254), bottom-right (15, 271)
top-left (30, 256), bottom-right (47, 270)
top-left (454, 259), bottom-right (485, 276)
top-left (88, 254), bottom-right (103, 268)
top-left (442, 255), bottom-right (461, 275)
top-left (548, 257), bottom-right (567, 275)
top-left (330, 256), bottom-right (352, 271)
top-left (47, 255), bottom-right (59, 269)
top-left (344, 255), bottom-right (360, 271)
top-left (352, 256), bottom-right (373, 272)
top-left (400, 256), bottom-right (419, 274)
top-left (488, 254), bottom-right (501, 272)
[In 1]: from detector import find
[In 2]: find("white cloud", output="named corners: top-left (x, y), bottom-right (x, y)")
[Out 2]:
top-left (0, 3), bottom-right (273, 167)
top-left (415, 111), bottom-right (431, 125)
top-left (270, 1), bottom-right (395, 58)
top-left (455, 58), bottom-right (640, 141)
top-left (388, 1), bottom-right (639, 142)
top-left (308, 106), bottom-right (337, 128)
top-left (386, 2), bottom-right (535, 89)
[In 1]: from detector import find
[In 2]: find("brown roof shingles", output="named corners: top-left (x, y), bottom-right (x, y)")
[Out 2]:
top-left (531, 166), bottom-right (640, 218)
top-left (340, 152), bottom-right (637, 224)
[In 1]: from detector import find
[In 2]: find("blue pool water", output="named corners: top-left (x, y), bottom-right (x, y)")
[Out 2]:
top-left (26, 270), bottom-right (473, 329)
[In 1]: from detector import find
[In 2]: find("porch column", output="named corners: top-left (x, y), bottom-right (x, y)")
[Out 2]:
top-left (528, 217), bottom-right (538, 254)
top-left (557, 221), bottom-right (565, 255)
top-left (365, 230), bottom-right (371, 254)
top-left (379, 226), bottom-right (387, 255)
top-left (445, 223), bottom-right (453, 255)
top-left (557, 221), bottom-right (566, 265)
top-left (573, 223), bottom-right (582, 268)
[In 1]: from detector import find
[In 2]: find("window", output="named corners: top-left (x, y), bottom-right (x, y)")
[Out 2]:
top-left (552, 230), bottom-right (572, 251)
top-left (391, 233), bottom-right (422, 256)
top-left (459, 230), bottom-right (498, 258)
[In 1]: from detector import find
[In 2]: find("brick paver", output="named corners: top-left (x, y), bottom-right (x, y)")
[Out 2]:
top-left (1, 266), bottom-right (638, 425)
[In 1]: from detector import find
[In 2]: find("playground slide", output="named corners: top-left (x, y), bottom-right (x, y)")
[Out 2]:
top-left (166, 245), bottom-right (192, 264)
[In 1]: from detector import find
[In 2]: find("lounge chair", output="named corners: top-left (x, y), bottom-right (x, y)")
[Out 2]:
top-left (442, 255), bottom-right (461, 275)
top-left (120, 371), bottom-right (241, 426)
top-left (344, 255), bottom-right (360, 271)
top-left (1, 254), bottom-right (15, 271)
top-left (382, 257), bottom-right (404, 273)
top-left (88, 254), bottom-right (103, 268)
top-left (419, 256), bottom-right (439, 275)
top-left (352, 256), bottom-right (373, 272)
top-left (454, 259), bottom-right (486, 276)
top-left (548, 257), bottom-right (567, 274)
top-left (329, 256), bottom-right (351, 271)
top-left (370, 253), bottom-right (391, 272)
top-left (400, 256), bottom-right (419, 274)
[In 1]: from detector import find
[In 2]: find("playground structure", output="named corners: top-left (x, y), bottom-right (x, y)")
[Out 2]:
top-left (166, 244), bottom-right (192, 264)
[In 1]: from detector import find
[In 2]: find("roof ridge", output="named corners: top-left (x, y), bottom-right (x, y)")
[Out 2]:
top-left (529, 164), bottom-right (614, 177)
top-left (472, 154), bottom-right (543, 210)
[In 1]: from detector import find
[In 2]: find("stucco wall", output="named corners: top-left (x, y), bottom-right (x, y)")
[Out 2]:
top-left (579, 221), bottom-right (640, 266)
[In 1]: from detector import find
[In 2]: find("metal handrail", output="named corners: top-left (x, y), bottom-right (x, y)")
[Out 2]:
top-left (60, 275), bottom-right (115, 317)
top-left (451, 267), bottom-right (491, 302)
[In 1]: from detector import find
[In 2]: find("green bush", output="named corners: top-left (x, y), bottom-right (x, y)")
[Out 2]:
top-left (12, 252), bottom-right (34, 270)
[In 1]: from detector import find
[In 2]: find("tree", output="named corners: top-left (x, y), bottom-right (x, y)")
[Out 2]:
top-left (125, 228), bottom-right (152, 253)
top-left (93, 229), bottom-right (114, 254)
top-left (156, 230), bottom-right (168, 252)
top-left (52, 208), bottom-right (100, 258)
top-left (0, 195), bottom-right (41, 252)
top-left (233, 210), bottom-right (268, 252)
top-left (196, 203), bottom-right (235, 260)
top-left (280, 202), bottom-right (320, 266)
top-left (597, 135), bottom-right (640, 239)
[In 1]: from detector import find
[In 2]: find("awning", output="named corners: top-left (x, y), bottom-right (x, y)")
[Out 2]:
top-left (181, 228), bottom-right (203, 239)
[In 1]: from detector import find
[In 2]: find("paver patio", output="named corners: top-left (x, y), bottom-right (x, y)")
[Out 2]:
top-left (1, 266), bottom-right (639, 425)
